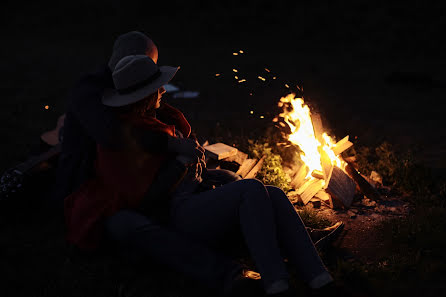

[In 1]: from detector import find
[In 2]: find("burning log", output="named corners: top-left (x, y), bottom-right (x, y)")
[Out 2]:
top-left (325, 166), bottom-right (357, 208)
top-left (290, 165), bottom-right (308, 189)
top-left (297, 178), bottom-right (325, 205)
top-left (345, 162), bottom-right (381, 201)
top-left (332, 136), bottom-right (353, 156)
top-left (310, 112), bottom-right (324, 144)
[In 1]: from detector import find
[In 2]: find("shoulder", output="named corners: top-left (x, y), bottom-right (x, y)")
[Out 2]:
top-left (68, 65), bottom-right (113, 106)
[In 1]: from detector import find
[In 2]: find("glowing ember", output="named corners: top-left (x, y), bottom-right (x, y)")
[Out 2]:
top-left (238, 79), bottom-right (247, 83)
top-left (44, 105), bottom-right (49, 110)
top-left (258, 76), bottom-right (266, 81)
top-left (278, 93), bottom-right (346, 179)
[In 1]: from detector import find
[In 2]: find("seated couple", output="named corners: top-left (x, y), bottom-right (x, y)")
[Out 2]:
top-left (62, 32), bottom-right (339, 297)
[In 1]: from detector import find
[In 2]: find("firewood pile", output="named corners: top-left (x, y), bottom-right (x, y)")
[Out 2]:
top-left (204, 140), bottom-right (381, 210)
top-left (203, 94), bottom-right (382, 210)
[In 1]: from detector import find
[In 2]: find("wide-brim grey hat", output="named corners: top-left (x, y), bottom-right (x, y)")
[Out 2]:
top-left (108, 31), bottom-right (156, 71)
top-left (103, 55), bottom-right (179, 107)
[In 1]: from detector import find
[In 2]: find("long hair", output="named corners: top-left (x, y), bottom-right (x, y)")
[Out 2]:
top-left (117, 91), bottom-right (158, 117)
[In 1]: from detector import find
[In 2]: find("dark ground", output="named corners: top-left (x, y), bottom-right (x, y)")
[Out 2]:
top-left (1, 1), bottom-right (446, 297)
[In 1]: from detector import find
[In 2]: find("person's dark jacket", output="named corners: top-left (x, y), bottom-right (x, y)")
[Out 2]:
top-left (52, 65), bottom-right (169, 207)
top-left (64, 106), bottom-right (191, 250)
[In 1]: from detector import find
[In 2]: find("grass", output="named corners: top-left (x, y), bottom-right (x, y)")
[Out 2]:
top-left (296, 205), bottom-right (332, 229)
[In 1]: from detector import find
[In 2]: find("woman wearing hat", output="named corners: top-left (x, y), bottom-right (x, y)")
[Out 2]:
top-left (65, 55), bottom-right (335, 296)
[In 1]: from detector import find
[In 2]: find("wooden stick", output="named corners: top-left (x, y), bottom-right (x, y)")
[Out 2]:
top-left (245, 155), bottom-right (266, 179)
top-left (332, 136), bottom-right (353, 156)
top-left (236, 159), bottom-right (257, 178)
top-left (291, 164), bottom-right (308, 189)
top-left (325, 166), bottom-right (356, 208)
top-left (345, 162), bottom-right (381, 201)
top-left (300, 179), bottom-right (325, 205)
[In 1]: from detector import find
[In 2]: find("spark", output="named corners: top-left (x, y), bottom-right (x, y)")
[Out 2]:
top-left (273, 77), bottom-right (277, 80)
top-left (258, 76), bottom-right (266, 81)
top-left (260, 115), bottom-right (265, 119)
top-left (249, 93), bottom-right (253, 96)
top-left (250, 110), bottom-right (254, 114)
top-left (233, 52), bottom-right (238, 56)
top-left (264, 68), bottom-right (270, 72)
top-left (235, 76), bottom-right (239, 79)
top-left (239, 50), bottom-right (244, 54)
top-left (44, 105), bottom-right (49, 110)
top-left (238, 79), bottom-right (246, 83)
top-left (215, 73), bottom-right (220, 77)
top-left (285, 84), bottom-right (289, 88)
top-left (233, 69), bottom-right (238, 72)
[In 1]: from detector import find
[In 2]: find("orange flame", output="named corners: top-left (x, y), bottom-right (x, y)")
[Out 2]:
top-left (278, 93), bottom-right (345, 179)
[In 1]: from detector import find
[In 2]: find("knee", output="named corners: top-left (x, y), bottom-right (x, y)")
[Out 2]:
top-left (105, 210), bottom-right (156, 243)
top-left (239, 178), bottom-right (266, 192)
top-left (266, 186), bottom-right (292, 208)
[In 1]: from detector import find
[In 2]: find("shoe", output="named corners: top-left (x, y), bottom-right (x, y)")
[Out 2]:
top-left (225, 269), bottom-right (263, 297)
top-left (310, 221), bottom-right (345, 250)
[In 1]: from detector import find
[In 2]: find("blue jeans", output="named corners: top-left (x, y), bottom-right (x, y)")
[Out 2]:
top-left (104, 169), bottom-right (243, 291)
top-left (170, 179), bottom-right (329, 289)
top-left (104, 210), bottom-right (240, 290)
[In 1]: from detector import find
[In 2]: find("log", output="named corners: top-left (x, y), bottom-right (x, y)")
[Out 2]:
top-left (345, 162), bottom-right (381, 201)
top-left (236, 159), bottom-right (257, 178)
top-left (297, 178), bottom-right (325, 205)
top-left (314, 190), bottom-right (333, 208)
top-left (204, 143), bottom-right (238, 160)
top-left (223, 150), bottom-right (248, 165)
top-left (320, 149), bottom-right (334, 182)
top-left (311, 170), bottom-right (324, 180)
top-left (311, 112), bottom-right (324, 144)
top-left (290, 164), bottom-right (308, 189)
top-left (325, 166), bottom-right (356, 208)
top-left (245, 155), bottom-right (266, 179)
top-left (332, 136), bottom-right (353, 156)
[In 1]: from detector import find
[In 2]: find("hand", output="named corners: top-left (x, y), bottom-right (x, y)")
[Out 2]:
top-left (168, 136), bottom-right (205, 160)
top-left (175, 155), bottom-right (203, 181)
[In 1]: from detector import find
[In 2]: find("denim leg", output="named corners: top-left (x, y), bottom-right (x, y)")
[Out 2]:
top-left (171, 179), bottom-right (289, 289)
top-left (266, 186), bottom-right (330, 283)
top-left (204, 169), bottom-right (241, 185)
top-left (104, 210), bottom-right (240, 290)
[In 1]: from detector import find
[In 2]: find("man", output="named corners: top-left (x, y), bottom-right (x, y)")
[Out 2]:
top-left (53, 31), bottom-right (204, 208)
top-left (55, 31), bottom-right (259, 295)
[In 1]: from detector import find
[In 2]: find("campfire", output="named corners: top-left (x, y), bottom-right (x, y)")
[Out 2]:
top-left (204, 93), bottom-right (380, 209)
top-left (275, 94), bottom-right (356, 208)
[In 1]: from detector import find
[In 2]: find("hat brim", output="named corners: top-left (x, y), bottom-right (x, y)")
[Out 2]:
top-left (102, 66), bottom-right (179, 107)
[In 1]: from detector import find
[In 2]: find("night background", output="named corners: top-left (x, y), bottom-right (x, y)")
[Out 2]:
top-left (1, 1), bottom-right (445, 296)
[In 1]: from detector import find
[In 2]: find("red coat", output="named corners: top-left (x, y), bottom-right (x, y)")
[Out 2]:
top-left (64, 104), bottom-right (191, 251)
